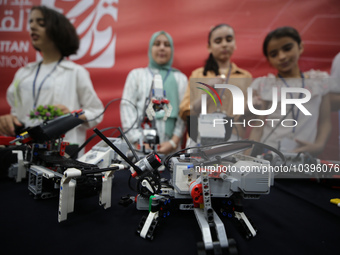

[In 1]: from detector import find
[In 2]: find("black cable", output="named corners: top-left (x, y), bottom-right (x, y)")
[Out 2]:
top-left (85, 97), bottom-right (139, 135)
top-left (293, 152), bottom-right (302, 161)
top-left (128, 174), bottom-right (136, 192)
top-left (93, 128), bottom-right (143, 175)
top-left (110, 98), bottom-right (139, 136)
top-left (163, 140), bottom-right (287, 170)
top-left (117, 127), bottom-right (139, 162)
top-left (109, 128), bottom-right (119, 137)
top-left (70, 98), bottom-right (139, 158)
top-left (69, 126), bottom-right (119, 158)
top-left (86, 98), bottom-right (135, 123)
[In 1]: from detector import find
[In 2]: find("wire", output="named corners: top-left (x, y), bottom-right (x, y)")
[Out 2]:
top-left (86, 98), bottom-right (138, 128)
top-left (114, 98), bottom-right (139, 136)
top-left (70, 98), bottom-right (139, 158)
top-left (69, 126), bottom-right (118, 158)
top-left (128, 174), bottom-right (136, 192)
top-left (117, 127), bottom-right (139, 162)
top-left (163, 140), bottom-right (287, 170)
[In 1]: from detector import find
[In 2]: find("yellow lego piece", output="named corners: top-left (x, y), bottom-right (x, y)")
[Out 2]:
top-left (19, 131), bottom-right (29, 138)
top-left (330, 198), bottom-right (340, 206)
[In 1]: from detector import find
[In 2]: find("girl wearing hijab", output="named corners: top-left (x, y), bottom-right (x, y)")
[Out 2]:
top-left (120, 31), bottom-right (188, 155)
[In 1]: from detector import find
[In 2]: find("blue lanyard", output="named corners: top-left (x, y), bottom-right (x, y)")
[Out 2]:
top-left (219, 63), bottom-right (233, 97)
top-left (278, 72), bottom-right (305, 133)
top-left (32, 58), bottom-right (62, 109)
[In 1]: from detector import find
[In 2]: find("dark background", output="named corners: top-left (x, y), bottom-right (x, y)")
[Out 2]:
top-left (1, 170), bottom-right (339, 255)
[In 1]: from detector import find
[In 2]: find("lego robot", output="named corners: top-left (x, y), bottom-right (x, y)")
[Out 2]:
top-left (95, 131), bottom-right (281, 255)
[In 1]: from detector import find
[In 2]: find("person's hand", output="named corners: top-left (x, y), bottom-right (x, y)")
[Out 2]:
top-left (293, 139), bottom-right (323, 156)
top-left (0, 114), bottom-right (23, 136)
top-left (54, 104), bottom-right (71, 115)
top-left (252, 94), bottom-right (266, 110)
top-left (54, 104), bottom-right (87, 121)
top-left (158, 140), bottom-right (177, 155)
top-left (133, 142), bottom-right (154, 153)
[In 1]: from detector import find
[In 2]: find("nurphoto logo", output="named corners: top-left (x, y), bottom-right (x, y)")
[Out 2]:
top-left (197, 82), bottom-right (312, 128)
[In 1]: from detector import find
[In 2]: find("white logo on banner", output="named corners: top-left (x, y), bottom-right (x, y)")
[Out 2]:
top-left (43, 0), bottom-right (118, 68)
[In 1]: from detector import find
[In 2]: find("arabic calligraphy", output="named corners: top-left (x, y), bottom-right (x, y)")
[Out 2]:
top-left (48, 0), bottom-right (119, 68)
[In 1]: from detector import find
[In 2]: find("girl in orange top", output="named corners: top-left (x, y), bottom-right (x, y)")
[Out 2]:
top-left (179, 24), bottom-right (252, 140)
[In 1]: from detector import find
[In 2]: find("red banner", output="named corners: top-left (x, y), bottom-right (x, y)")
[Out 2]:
top-left (0, 0), bottom-right (339, 156)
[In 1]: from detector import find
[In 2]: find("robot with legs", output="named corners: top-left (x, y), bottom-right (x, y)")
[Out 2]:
top-left (98, 131), bottom-right (281, 255)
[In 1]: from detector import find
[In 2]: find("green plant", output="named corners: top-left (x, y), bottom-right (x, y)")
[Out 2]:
top-left (29, 105), bottom-right (64, 121)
